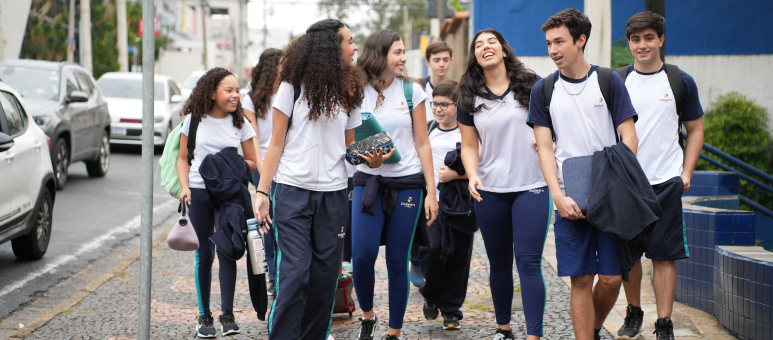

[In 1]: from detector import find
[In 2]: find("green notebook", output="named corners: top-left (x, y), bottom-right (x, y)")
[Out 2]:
top-left (356, 112), bottom-right (401, 164)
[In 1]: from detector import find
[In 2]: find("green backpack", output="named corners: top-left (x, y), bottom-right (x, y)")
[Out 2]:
top-left (158, 122), bottom-right (184, 198)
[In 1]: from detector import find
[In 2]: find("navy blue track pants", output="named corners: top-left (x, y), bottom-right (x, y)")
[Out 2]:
top-left (474, 187), bottom-right (552, 336)
top-left (351, 185), bottom-right (423, 330)
top-left (251, 171), bottom-right (277, 281)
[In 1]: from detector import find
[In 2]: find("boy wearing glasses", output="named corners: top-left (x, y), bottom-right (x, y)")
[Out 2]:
top-left (418, 79), bottom-right (475, 330)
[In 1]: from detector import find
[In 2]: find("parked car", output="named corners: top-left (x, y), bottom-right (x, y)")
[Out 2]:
top-left (0, 59), bottom-right (111, 190)
top-left (180, 70), bottom-right (205, 99)
top-left (96, 72), bottom-right (183, 147)
top-left (0, 81), bottom-right (56, 260)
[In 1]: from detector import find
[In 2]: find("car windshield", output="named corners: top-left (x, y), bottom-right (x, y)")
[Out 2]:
top-left (182, 73), bottom-right (203, 89)
top-left (0, 66), bottom-right (60, 101)
top-left (96, 78), bottom-right (165, 100)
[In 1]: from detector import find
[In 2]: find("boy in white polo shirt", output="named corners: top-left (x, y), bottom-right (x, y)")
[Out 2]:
top-left (614, 11), bottom-right (704, 340)
top-left (419, 41), bottom-right (454, 123)
top-left (529, 9), bottom-right (639, 340)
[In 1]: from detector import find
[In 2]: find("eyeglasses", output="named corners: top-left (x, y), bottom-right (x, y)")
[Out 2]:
top-left (430, 101), bottom-right (455, 111)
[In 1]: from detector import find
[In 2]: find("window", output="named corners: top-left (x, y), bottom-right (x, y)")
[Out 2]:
top-left (96, 78), bottom-right (165, 101)
top-left (169, 81), bottom-right (181, 97)
top-left (65, 71), bottom-right (80, 98)
top-left (0, 66), bottom-right (60, 101)
top-left (75, 72), bottom-right (94, 96)
top-left (0, 92), bottom-right (26, 136)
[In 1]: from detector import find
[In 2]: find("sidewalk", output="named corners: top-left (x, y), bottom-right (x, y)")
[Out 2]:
top-left (1, 219), bottom-right (738, 339)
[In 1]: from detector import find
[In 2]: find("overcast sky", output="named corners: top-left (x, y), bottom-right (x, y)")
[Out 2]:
top-left (247, 0), bottom-right (326, 38)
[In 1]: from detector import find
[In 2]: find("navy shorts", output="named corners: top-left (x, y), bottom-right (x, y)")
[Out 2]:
top-left (554, 211), bottom-right (622, 277)
top-left (643, 176), bottom-right (688, 261)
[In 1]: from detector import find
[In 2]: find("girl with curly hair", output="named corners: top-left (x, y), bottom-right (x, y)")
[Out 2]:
top-left (252, 18), bottom-right (365, 340)
top-left (241, 47), bottom-right (283, 295)
top-left (351, 30), bottom-right (439, 340)
top-left (176, 67), bottom-right (258, 338)
top-left (457, 29), bottom-right (547, 340)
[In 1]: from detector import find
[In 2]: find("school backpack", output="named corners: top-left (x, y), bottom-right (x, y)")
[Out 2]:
top-left (158, 115), bottom-right (201, 199)
top-left (615, 64), bottom-right (686, 147)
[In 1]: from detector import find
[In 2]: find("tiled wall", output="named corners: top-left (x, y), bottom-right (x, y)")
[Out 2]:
top-left (689, 171), bottom-right (740, 196)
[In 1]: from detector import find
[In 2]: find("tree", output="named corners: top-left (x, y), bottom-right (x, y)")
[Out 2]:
top-left (319, 0), bottom-right (428, 47)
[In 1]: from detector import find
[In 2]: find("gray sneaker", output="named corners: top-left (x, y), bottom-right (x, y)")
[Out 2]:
top-left (196, 314), bottom-right (216, 338)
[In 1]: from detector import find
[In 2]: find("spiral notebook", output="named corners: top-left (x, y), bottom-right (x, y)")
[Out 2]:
top-left (354, 112), bottom-right (401, 164)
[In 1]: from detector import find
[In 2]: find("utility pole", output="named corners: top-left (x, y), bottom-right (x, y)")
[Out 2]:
top-left (117, 0), bottom-right (129, 72)
top-left (0, 1), bottom-right (5, 59)
top-left (236, 0), bottom-right (245, 81)
top-left (202, 2), bottom-right (209, 70)
top-left (645, 0), bottom-right (666, 62)
top-left (403, 4), bottom-right (412, 50)
top-left (80, 0), bottom-right (93, 71)
top-left (262, 0), bottom-right (267, 50)
top-left (67, 0), bottom-right (76, 62)
top-left (437, 0), bottom-right (444, 30)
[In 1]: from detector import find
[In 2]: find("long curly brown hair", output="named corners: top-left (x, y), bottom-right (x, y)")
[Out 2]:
top-left (357, 30), bottom-right (419, 110)
top-left (280, 19), bottom-right (364, 121)
top-left (181, 67), bottom-right (246, 129)
top-left (249, 48), bottom-right (283, 119)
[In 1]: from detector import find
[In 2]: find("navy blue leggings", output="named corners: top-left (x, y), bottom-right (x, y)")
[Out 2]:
top-left (351, 186), bottom-right (423, 330)
top-left (189, 188), bottom-right (238, 315)
top-left (474, 187), bottom-right (551, 336)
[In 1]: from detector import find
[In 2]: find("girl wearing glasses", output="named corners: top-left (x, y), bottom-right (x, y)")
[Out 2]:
top-left (457, 29), bottom-right (549, 340)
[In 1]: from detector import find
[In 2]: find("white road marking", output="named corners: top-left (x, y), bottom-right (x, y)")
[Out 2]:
top-left (0, 199), bottom-right (178, 300)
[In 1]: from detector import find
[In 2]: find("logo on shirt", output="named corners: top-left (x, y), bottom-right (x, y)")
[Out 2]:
top-left (401, 197), bottom-right (416, 208)
top-left (529, 188), bottom-right (545, 195)
top-left (397, 101), bottom-right (409, 112)
top-left (338, 226), bottom-right (346, 238)
top-left (660, 93), bottom-right (674, 102)
top-left (362, 113), bottom-right (372, 120)
top-left (594, 97), bottom-right (605, 109)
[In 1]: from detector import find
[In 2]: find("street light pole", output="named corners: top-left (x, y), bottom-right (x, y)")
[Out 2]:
top-left (202, 1), bottom-right (209, 70)
top-left (138, 0), bottom-right (156, 338)
top-left (80, 0), bottom-right (93, 71)
top-left (117, 0), bottom-right (129, 72)
top-left (67, 0), bottom-right (75, 62)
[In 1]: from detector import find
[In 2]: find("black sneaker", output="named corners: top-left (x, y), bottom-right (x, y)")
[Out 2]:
top-left (492, 329), bottom-right (514, 340)
top-left (617, 304), bottom-right (644, 338)
top-left (268, 280), bottom-right (276, 296)
top-left (196, 313), bottom-right (216, 338)
top-left (442, 313), bottom-right (460, 330)
top-left (653, 317), bottom-right (675, 340)
top-left (381, 335), bottom-right (400, 340)
top-left (595, 334), bottom-right (601, 340)
top-left (422, 301), bottom-right (438, 320)
top-left (357, 316), bottom-right (379, 340)
top-left (219, 311), bottom-right (240, 336)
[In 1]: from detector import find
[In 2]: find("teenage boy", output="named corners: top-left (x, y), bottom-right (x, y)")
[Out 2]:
top-left (615, 11), bottom-right (704, 340)
top-left (418, 79), bottom-right (473, 331)
top-left (528, 9), bottom-right (639, 340)
top-left (420, 41), bottom-right (454, 122)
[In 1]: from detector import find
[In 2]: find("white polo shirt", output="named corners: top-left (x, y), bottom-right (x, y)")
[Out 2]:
top-left (241, 93), bottom-right (275, 158)
top-left (272, 82), bottom-right (362, 191)
top-left (424, 80), bottom-right (435, 123)
top-left (458, 88), bottom-right (546, 193)
top-left (622, 65), bottom-right (704, 185)
top-left (356, 77), bottom-right (428, 177)
top-left (428, 125), bottom-right (461, 197)
top-left (528, 65), bottom-right (638, 192)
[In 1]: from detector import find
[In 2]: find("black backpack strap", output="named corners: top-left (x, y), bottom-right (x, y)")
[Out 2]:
top-left (596, 67), bottom-right (620, 144)
top-left (420, 76), bottom-right (429, 90)
top-left (186, 115), bottom-right (200, 166)
top-left (427, 120), bottom-right (438, 136)
top-left (615, 65), bottom-right (631, 83)
top-left (542, 73), bottom-right (556, 142)
top-left (664, 63), bottom-right (685, 147)
top-left (286, 83), bottom-right (301, 132)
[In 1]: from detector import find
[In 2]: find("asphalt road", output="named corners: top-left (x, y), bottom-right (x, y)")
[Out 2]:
top-left (0, 147), bottom-right (179, 318)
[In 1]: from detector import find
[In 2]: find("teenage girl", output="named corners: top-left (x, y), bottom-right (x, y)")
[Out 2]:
top-left (252, 19), bottom-right (365, 340)
top-left (457, 29), bottom-right (549, 340)
top-left (176, 67), bottom-right (258, 338)
top-left (242, 48), bottom-right (283, 295)
top-left (352, 30), bottom-right (439, 340)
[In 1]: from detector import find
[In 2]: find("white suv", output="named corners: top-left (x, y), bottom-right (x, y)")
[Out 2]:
top-left (0, 82), bottom-right (56, 260)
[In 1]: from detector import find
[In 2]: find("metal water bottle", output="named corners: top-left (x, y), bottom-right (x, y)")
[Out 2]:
top-left (246, 218), bottom-right (268, 275)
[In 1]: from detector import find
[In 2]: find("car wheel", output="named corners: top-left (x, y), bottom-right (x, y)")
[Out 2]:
top-left (86, 131), bottom-right (110, 177)
top-left (12, 189), bottom-right (53, 260)
top-left (53, 138), bottom-right (69, 190)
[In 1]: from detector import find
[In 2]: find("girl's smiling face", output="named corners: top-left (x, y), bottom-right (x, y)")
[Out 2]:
top-left (383, 39), bottom-right (407, 78)
top-left (211, 75), bottom-right (240, 114)
top-left (474, 32), bottom-right (505, 70)
top-left (340, 26), bottom-right (358, 68)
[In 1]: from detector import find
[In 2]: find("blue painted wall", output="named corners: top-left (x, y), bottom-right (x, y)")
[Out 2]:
top-left (611, 0), bottom-right (773, 55)
top-left (473, 0), bottom-right (583, 57)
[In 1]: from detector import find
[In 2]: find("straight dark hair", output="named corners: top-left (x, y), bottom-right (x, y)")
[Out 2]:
top-left (249, 48), bottom-right (283, 119)
top-left (425, 41), bottom-right (453, 61)
top-left (541, 8), bottom-right (592, 52)
top-left (181, 67), bottom-right (245, 129)
top-left (626, 11), bottom-right (666, 39)
top-left (458, 29), bottom-right (539, 113)
top-left (357, 30), bottom-right (419, 110)
top-left (432, 79), bottom-right (460, 102)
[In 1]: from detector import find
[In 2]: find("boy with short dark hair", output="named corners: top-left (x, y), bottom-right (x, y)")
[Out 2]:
top-left (420, 41), bottom-right (454, 122)
top-left (615, 11), bottom-right (704, 340)
top-left (529, 8), bottom-right (639, 340)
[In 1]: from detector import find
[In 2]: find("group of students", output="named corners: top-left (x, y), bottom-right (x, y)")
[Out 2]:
top-left (175, 7), bottom-right (704, 340)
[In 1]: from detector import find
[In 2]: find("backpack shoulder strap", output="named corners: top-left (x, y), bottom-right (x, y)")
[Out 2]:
top-left (615, 65), bottom-right (631, 83)
top-left (542, 73), bottom-right (557, 142)
top-left (287, 83), bottom-right (301, 132)
top-left (427, 120), bottom-right (438, 136)
top-left (186, 115), bottom-right (200, 166)
top-left (420, 76), bottom-right (429, 90)
top-left (403, 80), bottom-right (415, 130)
top-left (664, 64), bottom-right (685, 118)
top-left (596, 66), bottom-right (620, 143)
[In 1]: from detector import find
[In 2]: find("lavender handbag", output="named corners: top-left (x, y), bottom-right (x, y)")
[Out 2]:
top-left (166, 198), bottom-right (199, 251)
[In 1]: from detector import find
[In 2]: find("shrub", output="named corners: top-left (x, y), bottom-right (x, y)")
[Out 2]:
top-left (611, 37), bottom-right (634, 70)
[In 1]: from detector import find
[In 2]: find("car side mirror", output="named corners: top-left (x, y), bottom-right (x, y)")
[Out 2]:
top-left (170, 94), bottom-right (183, 103)
top-left (0, 132), bottom-right (14, 152)
top-left (67, 91), bottom-right (89, 103)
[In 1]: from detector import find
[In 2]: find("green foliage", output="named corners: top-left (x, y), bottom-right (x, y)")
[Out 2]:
top-left (698, 92), bottom-right (773, 209)
top-left (319, 0), bottom-right (429, 48)
top-left (449, 0), bottom-right (464, 12)
top-left (611, 37), bottom-right (634, 70)
top-left (21, 2), bottom-right (69, 61)
top-left (91, 0), bottom-right (119, 79)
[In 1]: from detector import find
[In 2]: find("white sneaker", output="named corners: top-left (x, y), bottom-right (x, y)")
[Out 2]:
top-left (328, 336), bottom-right (335, 340)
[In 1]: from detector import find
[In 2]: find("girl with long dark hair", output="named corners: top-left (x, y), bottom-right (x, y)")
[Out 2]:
top-left (242, 47), bottom-right (283, 295)
top-left (176, 67), bottom-right (258, 338)
top-left (252, 19), bottom-right (365, 340)
top-left (457, 29), bottom-right (549, 340)
top-left (351, 30), bottom-right (439, 340)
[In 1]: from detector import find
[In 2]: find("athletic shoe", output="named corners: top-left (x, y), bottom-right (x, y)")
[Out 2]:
top-left (595, 334), bottom-right (601, 340)
top-left (219, 311), bottom-right (240, 336)
top-left (409, 264), bottom-right (424, 287)
top-left (357, 316), bottom-right (378, 340)
top-left (653, 317), bottom-right (675, 340)
top-left (267, 280), bottom-right (276, 296)
top-left (422, 301), bottom-right (438, 320)
top-left (196, 314), bottom-right (216, 338)
top-left (442, 313), bottom-right (460, 330)
top-left (328, 335), bottom-right (335, 340)
top-left (617, 304), bottom-right (644, 338)
top-left (381, 335), bottom-right (400, 340)
top-left (491, 329), bottom-right (514, 340)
